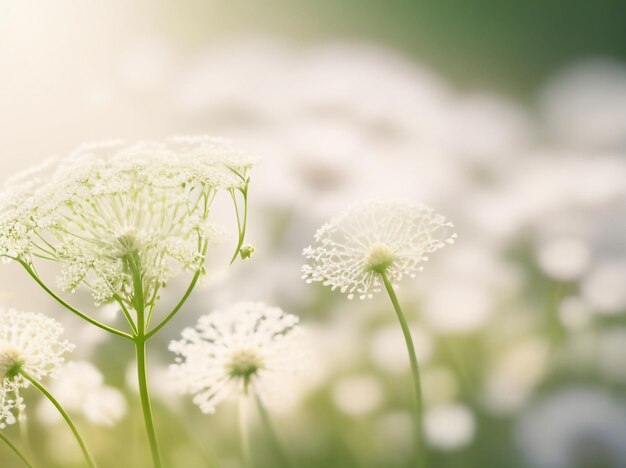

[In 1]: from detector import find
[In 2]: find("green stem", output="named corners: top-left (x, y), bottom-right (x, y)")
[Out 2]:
top-left (228, 178), bottom-right (250, 265)
top-left (0, 431), bottom-right (34, 468)
top-left (145, 269), bottom-right (201, 340)
top-left (18, 260), bottom-right (132, 340)
top-left (20, 370), bottom-right (96, 468)
top-left (134, 339), bottom-right (163, 468)
top-left (126, 250), bottom-right (164, 468)
top-left (146, 240), bottom-right (208, 339)
top-left (238, 395), bottom-right (252, 468)
top-left (254, 393), bottom-right (293, 468)
top-left (380, 271), bottom-right (427, 468)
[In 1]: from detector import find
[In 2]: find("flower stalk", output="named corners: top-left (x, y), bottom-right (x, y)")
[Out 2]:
top-left (0, 137), bottom-right (255, 466)
top-left (380, 271), bottom-right (427, 468)
top-left (20, 369), bottom-right (96, 468)
top-left (238, 395), bottom-right (252, 468)
top-left (254, 392), bottom-right (293, 468)
top-left (0, 431), bottom-right (34, 468)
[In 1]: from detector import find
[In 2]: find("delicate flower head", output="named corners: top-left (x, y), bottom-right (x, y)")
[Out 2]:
top-left (302, 199), bottom-right (456, 299)
top-left (0, 136), bottom-right (254, 307)
top-left (169, 301), bottom-right (303, 414)
top-left (0, 308), bottom-right (73, 427)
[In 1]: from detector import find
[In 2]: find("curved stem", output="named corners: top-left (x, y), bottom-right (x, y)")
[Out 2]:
top-left (0, 431), bottom-right (34, 468)
top-left (145, 241), bottom-right (208, 340)
top-left (238, 395), bottom-right (252, 468)
top-left (20, 370), bottom-right (96, 468)
top-left (145, 270), bottom-right (201, 340)
top-left (18, 261), bottom-right (132, 340)
top-left (228, 180), bottom-right (250, 265)
top-left (114, 296), bottom-right (138, 335)
top-left (134, 339), bottom-right (163, 468)
top-left (17, 410), bottom-right (34, 461)
top-left (380, 271), bottom-right (427, 468)
top-left (254, 393), bottom-right (292, 468)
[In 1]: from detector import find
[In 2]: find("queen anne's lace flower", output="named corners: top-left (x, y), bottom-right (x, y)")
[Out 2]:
top-left (169, 302), bottom-right (303, 414)
top-left (0, 136), bottom-right (254, 307)
top-left (302, 200), bottom-right (456, 300)
top-left (0, 308), bottom-right (73, 427)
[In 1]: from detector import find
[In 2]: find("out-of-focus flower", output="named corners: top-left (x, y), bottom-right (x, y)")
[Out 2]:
top-left (581, 261), bottom-right (626, 314)
top-left (0, 308), bottom-right (73, 427)
top-left (443, 93), bottom-right (532, 165)
top-left (422, 278), bottom-right (493, 333)
top-left (516, 388), bottom-right (626, 468)
top-left (169, 301), bottom-right (303, 413)
top-left (331, 374), bottom-right (383, 416)
top-left (424, 403), bottom-right (476, 450)
top-left (37, 361), bottom-right (127, 427)
top-left (0, 136), bottom-right (254, 307)
top-left (369, 323), bottom-right (433, 374)
top-left (596, 327), bottom-right (626, 384)
top-left (482, 338), bottom-right (550, 415)
top-left (302, 200), bottom-right (456, 300)
top-left (535, 237), bottom-right (591, 281)
top-left (540, 60), bottom-right (626, 150)
top-left (172, 37), bottom-right (293, 125)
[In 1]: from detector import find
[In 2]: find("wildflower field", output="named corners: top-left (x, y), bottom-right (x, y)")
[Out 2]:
top-left (1, 2), bottom-right (626, 467)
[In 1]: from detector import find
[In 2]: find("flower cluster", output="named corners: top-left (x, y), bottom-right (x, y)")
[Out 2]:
top-left (169, 302), bottom-right (303, 413)
top-left (0, 136), bottom-right (254, 307)
top-left (302, 200), bottom-right (457, 299)
top-left (0, 308), bottom-right (73, 427)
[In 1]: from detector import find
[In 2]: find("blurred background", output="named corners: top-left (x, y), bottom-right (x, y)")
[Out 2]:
top-left (1, 1), bottom-right (626, 467)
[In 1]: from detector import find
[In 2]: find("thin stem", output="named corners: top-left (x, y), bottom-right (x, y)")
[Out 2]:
top-left (134, 339), bottom-right (163, 468)
top-left (238, 395), bottom-right (252, 468)
top-left (145, 270), bottom-right (200, 339)
top-left (114, 296), bottom-right (138, 335)
top-left (145, 241), bottom-right (208, 340)
top-left (18, 260), bottom-right (132, 340)
top-left (126, 250), bottom-right (163, 468)
top-left (19, 370), bottom-right (96, 468)
top-left (380, 271), bottom-right (427, 468)
top-left (254, 393), bottom-right (293, 468)
top-left (228, 179), bottom-right (250, 265)
top-left (17, 410), bottom-right (34, 461)
top-left (0, 431), bottom-right (34, 468)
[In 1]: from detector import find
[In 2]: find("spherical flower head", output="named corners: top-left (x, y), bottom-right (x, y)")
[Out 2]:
top-left (169, 301), bottom-right (303, 414)
top-left (0, 308), bottom-right (73, 427)
top-left (0, 136), bottom-right (255, 307)
top-left (302, 199), bottom-right (456, 299)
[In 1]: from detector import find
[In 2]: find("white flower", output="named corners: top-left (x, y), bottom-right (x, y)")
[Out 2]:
top-left (302, 200), bottom-right (456, 299)
top-left (169, 302), bottom-right (303, 414)
top-left (36, 361), bottom-right (127, 428)
top-left (0, 136), bottom-right (254, 307)
top-left (516, 388), bottom-right (626, 468)
top-left (0, 308), bottom-right (73, 427)
top-left (424, 403), bottom-right (476, 451)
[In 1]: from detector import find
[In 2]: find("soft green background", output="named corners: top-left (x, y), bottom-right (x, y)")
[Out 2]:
top-left (151, 0), bottom-right (626, 96)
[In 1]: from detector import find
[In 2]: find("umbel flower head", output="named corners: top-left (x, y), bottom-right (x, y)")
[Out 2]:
top-left (302, 199), bottom-right (456, 300)
top-left (0, 308), bottom-right (73, 427)
top-left (169, 302), bottom-right (303, 414)
top-left (0, 136), bottom-right (254, 307)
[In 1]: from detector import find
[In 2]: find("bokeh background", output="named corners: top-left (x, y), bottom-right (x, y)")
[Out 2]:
top-left (1, 1), bottom-right (626, 467)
